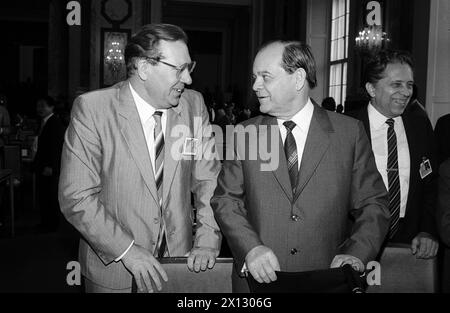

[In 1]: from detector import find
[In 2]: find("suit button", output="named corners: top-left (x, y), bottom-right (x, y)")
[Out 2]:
top-left (291, 215), bottom-right (300, 222)
top-left (153, 218), bottom-right (159, 224)
top-left (290, 248), bottom-right (298, 255)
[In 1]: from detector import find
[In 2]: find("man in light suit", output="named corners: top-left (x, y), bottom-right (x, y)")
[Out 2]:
top-left (59, 24), bottom-right (221, 293)
top-left (349, 50), bottom-right (439, 259)
top-left (211, 40), bottom-right (390, 292)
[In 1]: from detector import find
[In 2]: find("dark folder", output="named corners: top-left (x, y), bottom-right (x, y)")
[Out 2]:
top-left (246, 264), bottom-right (366, 293)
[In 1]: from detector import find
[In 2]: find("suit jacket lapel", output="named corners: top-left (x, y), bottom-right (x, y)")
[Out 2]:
top-left (116, 81), bottom-right (159, 204)
top-left (261, 115), bottom-right (293, 201)
top-left (294, 106), bottom-right (332, 201)
top-left (162, 100), bottom-right (185, 209)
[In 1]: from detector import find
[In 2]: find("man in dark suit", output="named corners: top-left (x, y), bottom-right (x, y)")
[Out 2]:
top-left (349, 50), bottom-right (439, 259)
top-left (34, 96), bottom-right (65, 232)
top-left (211, 40), bottom-right (390, 292)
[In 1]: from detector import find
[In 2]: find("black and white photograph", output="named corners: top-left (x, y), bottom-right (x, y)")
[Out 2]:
top-left (0, 0), bottom-right (449, 301)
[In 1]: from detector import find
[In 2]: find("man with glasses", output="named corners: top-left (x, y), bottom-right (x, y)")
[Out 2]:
top-left (59, 24), bottom-right (222, 293)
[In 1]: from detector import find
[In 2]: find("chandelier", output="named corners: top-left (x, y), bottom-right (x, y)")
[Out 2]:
top-left (355, 25), bottom-right (390, 53)
top-left (105, 41), bottom-right (124, 73)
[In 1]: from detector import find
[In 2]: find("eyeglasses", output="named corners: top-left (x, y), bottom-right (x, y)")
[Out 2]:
top-left (144, 57), bottom-right (196, 79)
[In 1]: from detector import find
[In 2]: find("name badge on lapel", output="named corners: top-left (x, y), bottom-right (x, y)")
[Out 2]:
top-left (419, 157), bottom-right (432, 179)
top-left (183, 137), bottom-right (199, 156)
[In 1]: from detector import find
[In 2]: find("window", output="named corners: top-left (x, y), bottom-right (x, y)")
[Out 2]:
top-left (329, 0), bottom-right (349, 111)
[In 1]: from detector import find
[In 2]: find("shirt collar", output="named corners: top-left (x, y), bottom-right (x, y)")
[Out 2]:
top-left (368, 102), bottom-right (402, 129)
top-left (277, 98), bottom-right (314, 132)
top-left (42, 113), bottom-right (54, 125)
top-left (129, 83), bottom-right (166, 125)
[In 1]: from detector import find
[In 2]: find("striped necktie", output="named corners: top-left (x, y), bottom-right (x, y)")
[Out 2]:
top-left (386, 118), bottom-right (400, 239)
top-left (283, 121), bottom-right (298, 194)
top-left (153, 111), bottom-right (167, 258)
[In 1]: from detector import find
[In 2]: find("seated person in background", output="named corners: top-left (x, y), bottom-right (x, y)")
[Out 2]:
top-left (206, 101), bottom-right (217, 123)
top-left (321, 97), bottom-right (336, 112)
top-left (225, 105), bottom-right (236, 125)
top-left (34, 96), bottom-right (65, 232)
top-left (214, 107), bottom-right (231, 132)
top-left (0, 94), bottom-right (11, 228)
top-left (349, 50), bottom-right (439, 259)
top-left (236, 107), bottom-right (253, 124)
top-left (0, 94), bottom-right (11, 146)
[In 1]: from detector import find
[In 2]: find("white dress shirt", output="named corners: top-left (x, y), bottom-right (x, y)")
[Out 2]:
top-left (115, 83), bottom-right (167, 262)
top-left (276, 98), bottom-right (314, 170)
top-left (368, 103), bottom-right (410, 218)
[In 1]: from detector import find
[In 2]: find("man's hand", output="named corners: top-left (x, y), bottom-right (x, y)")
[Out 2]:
top-left (330, 255), bottom-right (364, 272)
top-left (42, 167), bottom-right (53, 177)
top-left (121, 244), bottom-right (168, 293)
top-left (187, 247), bottom-right (219, 272)
top-left (411, 232), bottom-right (439, 259)
top-left (245, 245), bottom-right (280, 284)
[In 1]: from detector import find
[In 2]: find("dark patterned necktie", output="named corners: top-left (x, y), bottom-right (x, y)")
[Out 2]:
top-left (386, 118), bottom-right (400, 239)
top-left (153, 111), bottom-right (167, 258)
top-left (283, 121), bottom-right (298, 194)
